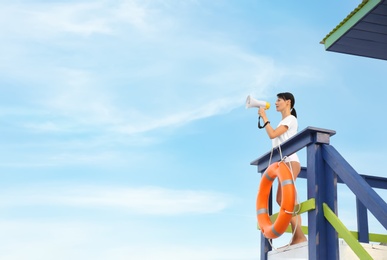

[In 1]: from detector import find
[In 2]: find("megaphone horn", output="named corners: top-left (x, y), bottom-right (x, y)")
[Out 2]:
top-left (245, 95), bottom-right (270, 109)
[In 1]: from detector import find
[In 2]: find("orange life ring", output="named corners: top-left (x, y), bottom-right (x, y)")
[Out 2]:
top-left (256, 161), bottom-right (295, 239)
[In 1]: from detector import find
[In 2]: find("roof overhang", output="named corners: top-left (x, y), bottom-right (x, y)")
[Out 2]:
top-left (321, 0), bottom-right (387, 61)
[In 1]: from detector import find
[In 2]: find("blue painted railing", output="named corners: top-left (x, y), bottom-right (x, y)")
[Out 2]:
top-left (251, 126), bottom-right (387, 260)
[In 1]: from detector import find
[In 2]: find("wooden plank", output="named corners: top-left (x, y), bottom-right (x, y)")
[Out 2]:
top-left (362, 175), bottom-right (387, 189)
top-left (251, 127), bottom-right (336, 172)
top-left (299, 168), bottom-right (387, 190)
top-left (354, 21), bottom-right (387, 33)
top-left (335, 37), bottom-right (387, 49)
top-left (323, 203), bottom-right (373, 260)
top-left (307, 143), bottom-right (337, 259)
top-left (363, 13), bottom-right (387, 26)
top-left (322, 145), bottom-right (387, 229)
top-left (373, 2), bottom-right (387, 14)
top-left (266, 199), bottom-right (316, 222)
top-left (356, 198), bottom-right (369, 243)
top-left (328, 41), bottom-right (387, 60)
top-left (345, 29), bottom-right (387, 42)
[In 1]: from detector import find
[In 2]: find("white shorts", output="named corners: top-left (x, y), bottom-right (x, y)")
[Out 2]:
top-left (283, 153), bottom-right (299, 163)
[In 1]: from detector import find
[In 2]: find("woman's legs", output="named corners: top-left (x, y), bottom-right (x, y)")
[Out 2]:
top-left (276, 161), bottom-right (307, 245)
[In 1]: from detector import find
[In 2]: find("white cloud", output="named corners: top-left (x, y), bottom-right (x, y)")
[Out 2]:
top-left (0, 184), bottom-right (232, 215)
top-left (0, 0), bottom-right (322, 142)
top-left (0, 221), bottom-right (101, 260)
top-left (0, 1), bottom-right (152, 38)
top-left (0, 219), bottom-right (259, 260)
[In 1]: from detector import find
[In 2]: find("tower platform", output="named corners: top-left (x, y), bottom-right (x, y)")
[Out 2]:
top-left (268, 240), bottom-right (387, 260)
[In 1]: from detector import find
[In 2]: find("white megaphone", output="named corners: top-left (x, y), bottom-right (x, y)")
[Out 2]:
top-left (245, 95), bottom-right (270, 110)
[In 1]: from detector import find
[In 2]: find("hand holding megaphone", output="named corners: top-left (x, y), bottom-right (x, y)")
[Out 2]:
top-left (245, 95), bottom-right (270, 129)
top-left (245, 95), bottom-right (270, 110)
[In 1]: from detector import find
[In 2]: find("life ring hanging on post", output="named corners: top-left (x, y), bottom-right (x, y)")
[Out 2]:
top-left (256, 161), bottom-right (296, 239)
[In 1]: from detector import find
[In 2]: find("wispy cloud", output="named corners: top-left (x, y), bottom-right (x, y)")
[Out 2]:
top-left (0, 1), bottom-right (152, 38)
top-left (0, 0), bottom-right (323, 172)
top-left (0, 184), bottom-right (232, 215)
top-left (0, 0), bottom-right (311, 137)
top-left (0, 219), bottom-right (258, 260)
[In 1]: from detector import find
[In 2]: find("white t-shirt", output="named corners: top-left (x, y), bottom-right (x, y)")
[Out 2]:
top-left (272, 115), bottom-right (299, 163)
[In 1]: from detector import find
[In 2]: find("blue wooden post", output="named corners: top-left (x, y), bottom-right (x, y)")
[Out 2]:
top-left (306, 132), bottom-right (338, 259)
top-left (306, 141), bottom-right (322, 258)
top-left (356, 198), bottom-right (369, 243)
top-left (324, 160), bottom-right (339, 258)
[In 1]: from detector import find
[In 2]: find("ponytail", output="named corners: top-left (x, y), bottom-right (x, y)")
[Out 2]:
top-left (291, 108), bottom-right (297, 118)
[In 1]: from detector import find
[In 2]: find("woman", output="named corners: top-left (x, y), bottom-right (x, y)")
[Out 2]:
top-left (258, 92), bottom-right (307, 245)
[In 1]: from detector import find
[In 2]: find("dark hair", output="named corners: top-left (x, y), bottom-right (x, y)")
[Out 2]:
top-left (277, 92), bottom-right (297, 118)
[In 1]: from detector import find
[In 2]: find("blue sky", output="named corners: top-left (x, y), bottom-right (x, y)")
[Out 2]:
top-left (1, 0), bottom-right (386, 259)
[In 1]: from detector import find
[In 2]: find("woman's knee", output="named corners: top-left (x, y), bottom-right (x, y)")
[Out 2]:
top-left (276, 196), bottom-right (282, 205)
top-left (290, 162), bottom-right (301, 177)
top-left (276, 188), bottom-right (282, 205)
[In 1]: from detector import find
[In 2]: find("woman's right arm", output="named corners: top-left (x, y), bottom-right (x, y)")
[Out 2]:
top-left (258, 107), bottom-right (288, 139)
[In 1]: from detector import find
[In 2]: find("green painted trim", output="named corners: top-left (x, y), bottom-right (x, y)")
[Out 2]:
top-left (258, 199), bottom-right (315, 230)
top-left (281, 226), bottom-right (387, 243)
top-left (368, 233), bottom-right (387, 243)
top-left (296, 198), bottom-right (316, 215)
top-left (269, 198), bottom-right (316, 221)
top-left (284, 225), bottom-right (309, 234)
top-left (350, 231), bottom-right (387, 243)
top-left (258, 199), bottom-right (387, 243)
top-left (323, 203), bottom-right (373, 260)
top-left (321, 0), bottom-right (382, 49)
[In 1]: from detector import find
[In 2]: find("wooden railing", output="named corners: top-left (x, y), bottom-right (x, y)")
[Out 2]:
top-left (251, 126), bottom-right (387, 259)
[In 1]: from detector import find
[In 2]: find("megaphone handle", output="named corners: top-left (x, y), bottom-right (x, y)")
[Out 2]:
top-left (258, 116), bottom-right (264, 129)
top-left (258, 116), bottom-right (270, 129)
